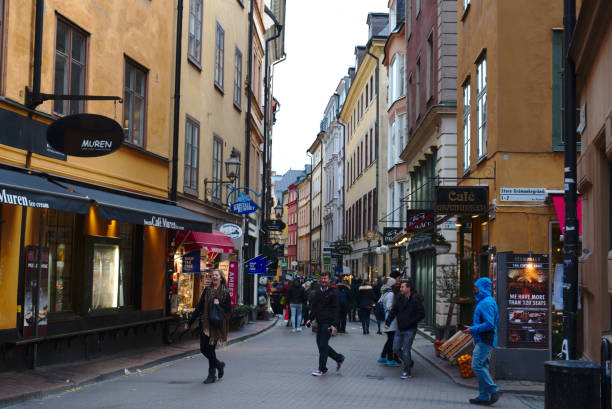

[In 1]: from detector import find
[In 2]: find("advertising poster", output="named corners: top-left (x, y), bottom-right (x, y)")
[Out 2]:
top-left (23, 246), bottom-right (49, 338)
top-left (506, 254), bottom-right (549, 349)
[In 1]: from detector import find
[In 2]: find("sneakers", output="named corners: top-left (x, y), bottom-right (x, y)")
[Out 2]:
top-left (336, 355), bottom-right (345, 371)
top-left (377, 357), bottom-right (388, 364)
top-left (311, 369), bottom-right (327, 376)
top-left (489, 391), bottom-right (503, 404)
top-left (468, 397), bottom-right (490, 405)
top-left (400, 372), bottom-right (412, 379)
top-left (297, 327), bottom-right (302, 332)
top-left (291, 328), bottom-right (296, 333)
top-left (386, 360), bottom-right (400, 367)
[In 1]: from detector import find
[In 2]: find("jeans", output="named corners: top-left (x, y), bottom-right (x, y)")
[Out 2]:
top-left (358, 308), bottom-right (371, 332)
top-left (290, 304), bottom-right (302, 330)
top-left (381, 331), bottom-right (396, 361)
top-left (393, 329), bottom-right (416, 374)
top-left (316, 322), bottom-right (343, 372)
top-left (200, 333), bottom-right (220, 374)
top-left (471, 342), bottom-right (499, 400)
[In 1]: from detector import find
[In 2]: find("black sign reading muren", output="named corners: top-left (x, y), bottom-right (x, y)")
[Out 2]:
top-left (434, 186), bottom-right (488, 215)
top-left (47, 113), bottom-right (124, 157)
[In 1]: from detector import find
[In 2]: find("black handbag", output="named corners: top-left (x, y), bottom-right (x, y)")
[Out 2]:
top-left (209, 296), bottom-right (225, 329)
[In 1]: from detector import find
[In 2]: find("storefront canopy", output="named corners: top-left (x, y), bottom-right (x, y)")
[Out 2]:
top-left (177, 230), bottom-right (236, 254)
top-left (58, 182), bottom-right (213, 232)
top-left (0, 167), bottom-right (90, 213)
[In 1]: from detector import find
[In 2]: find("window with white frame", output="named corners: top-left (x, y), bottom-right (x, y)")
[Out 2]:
top-left (188, 0), bottom-right (202, 65)
top-left (389, 54), bottom-right (406, 106)
top-left (476, 56), bottom-right (487, 159)
top-left (388, 122), bottom-right (395, 170)
top-left (397, 114), bottom-right (406, 161)
top-left (463, 0), bottom-right (470, 11)
top-left (463, 82), bottom-right (471, 171)
top-left (233, 47), bottom-right (242, 108)
top-left (214, 21), bottom-right (225, 90)
top-left (389, 0), bottom-right (397, 32)
top-left (184, 117), bottom-right (199, 193)
top-left (407, 0), bottom-right (412, 38)
top-left (426, 33), bottom-right (434, 101)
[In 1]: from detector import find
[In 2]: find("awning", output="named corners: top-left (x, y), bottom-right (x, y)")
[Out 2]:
top-left (551, 194), bottom-right (583, 236)
top-left (0, 167), bottom-right (90, 213)
top-left (177, 230), bottom-right (236, 254)
top-left (58, 182), bottom-right (212, 232)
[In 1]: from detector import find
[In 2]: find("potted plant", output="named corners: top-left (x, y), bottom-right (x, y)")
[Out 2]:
top-left (229, 304), bottom-right (253, 330)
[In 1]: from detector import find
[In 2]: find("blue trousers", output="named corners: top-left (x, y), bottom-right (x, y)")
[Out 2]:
top-left (471, 342), bottom-right (499, 400)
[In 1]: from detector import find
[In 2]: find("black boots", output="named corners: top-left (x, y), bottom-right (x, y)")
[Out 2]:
top-left (203, 367), bottom-right (216, 384)
top-left (217, 360), bottom-right (225, 379)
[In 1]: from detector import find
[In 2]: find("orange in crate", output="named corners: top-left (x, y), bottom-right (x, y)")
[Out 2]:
top-left (457, 354), bottom-right (475, 378)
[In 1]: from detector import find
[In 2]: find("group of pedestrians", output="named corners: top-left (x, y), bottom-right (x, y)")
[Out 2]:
top-left (185, 269), bottom-right (501, 406)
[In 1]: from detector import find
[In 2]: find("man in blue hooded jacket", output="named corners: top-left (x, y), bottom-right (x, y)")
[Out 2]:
top-left (462, 277), bottom-right (502, 405)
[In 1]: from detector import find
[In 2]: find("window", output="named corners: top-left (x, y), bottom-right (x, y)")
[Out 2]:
top-left (370, 128), bottom-right (374, 165)
top-left (46, 209), bottom-right (76, 313)
top-left (552, 30), bottom-right (564, 151)
top-left (365, 84), bottom-right (369, 108)
top-left (408, 73), bottom-right (413, 130)
top-left (463, 0), bottom-right (470, 10)
top-left (426, 33), bottom-right (434, 101)
top-left (407, 0), bottom-right (412, 38)
top-left (0, 0), bottom-right (5, 93)
top-left (214, 21), bottom-right (225, 90)
top-left (123, 59), bottom-right (147, 147)
top-left (415, 57), bottom-right (421, 119)
top-left (184, 117), bottom-right (199, 193)
top-left (390, 0), bottom-right (397, 31)
top-left (416, 0), bottom-right (421, 16)
top-left (212, 136), bottom-right (223, 201)
top-left (476, 56), bottom-right (487, 158)
top-left (233, 47), bottom-right (242, 108)
top-left (188, 0), bottom-right (203, 65)
top-left (463, 82), bottom-right (471, 171)
top-left (54, 18), bottom-right (87, 115)
top-left (390, 54), bottom-right (406, 105)
top-left (370, 76), bottom-right (374, 101)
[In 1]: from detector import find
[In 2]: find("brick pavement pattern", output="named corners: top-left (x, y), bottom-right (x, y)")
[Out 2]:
top-left (3, 321), bottom-right (544, 409)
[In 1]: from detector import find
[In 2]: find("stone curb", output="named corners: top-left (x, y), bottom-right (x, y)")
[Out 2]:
top-left (0, 317), bottom-right (279, 408)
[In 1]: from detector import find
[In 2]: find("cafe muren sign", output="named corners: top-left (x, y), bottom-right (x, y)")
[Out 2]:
top-left (435, 186), bottom-right (488, 215)
top-left (47, 113), bottom-right (124, 157)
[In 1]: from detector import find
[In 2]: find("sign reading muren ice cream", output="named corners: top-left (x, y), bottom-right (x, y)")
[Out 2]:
top-left (47, 113), bottom-right (124, 157)
top-left (505, 253), bottom-right (549, 349)
top-left (434, 186), bottom-right (488, 215)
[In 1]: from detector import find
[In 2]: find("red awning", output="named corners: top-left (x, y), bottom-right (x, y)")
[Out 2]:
top-left (551, 194), bottom-right (582, 236)
top-left (176, 230), bottom-right (236, 254)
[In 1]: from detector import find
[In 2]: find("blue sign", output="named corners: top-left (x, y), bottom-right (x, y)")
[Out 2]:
top-left (247, 255), bottom-right (266, 275)
top-left (227, 188), bottom-right (261, 215)
top-left (182, 250), bottom-right (201, 273)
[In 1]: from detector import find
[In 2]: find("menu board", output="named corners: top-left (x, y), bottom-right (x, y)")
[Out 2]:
top-left (506, 254), bottom-right (549, 349)
top-left (23, 246), bottom-right (49, 338)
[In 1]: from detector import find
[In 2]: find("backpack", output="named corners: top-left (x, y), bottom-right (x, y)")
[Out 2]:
top-left (373, 300), bottom-right (386, 321)
top-left (339, 289), bottom-right (347, 305)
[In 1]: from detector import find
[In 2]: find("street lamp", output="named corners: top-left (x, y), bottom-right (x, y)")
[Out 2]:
top-left (274, 203), bottom-right (283, 219)
top-left (224, 149), bottom-right (241, 183)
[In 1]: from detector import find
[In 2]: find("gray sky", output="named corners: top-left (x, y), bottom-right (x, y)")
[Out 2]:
top-left (271, 0), bottom-right (389, 175)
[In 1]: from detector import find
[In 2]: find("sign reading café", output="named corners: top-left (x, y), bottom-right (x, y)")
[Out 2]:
top-left (434, 186), bottom-right (489, 215)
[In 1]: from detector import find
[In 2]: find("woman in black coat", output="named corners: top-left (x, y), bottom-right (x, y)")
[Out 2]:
top-left (357, 282), bottom-right (375, 334)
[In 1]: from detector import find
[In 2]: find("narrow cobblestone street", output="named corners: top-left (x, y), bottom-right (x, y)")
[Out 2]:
top-left (5, 322), bottom-right (544, 409)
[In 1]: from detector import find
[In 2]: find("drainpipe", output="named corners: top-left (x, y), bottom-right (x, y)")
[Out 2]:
top-left (365, 48), bottom-right (381, 274)
top-left (244, 0), bottom-right (254, 304)
top-left (261, 7), bottom-right (283, 248)
top-left (307, 152), bottom-right (313, 277)
top-left (561, 0), bottom-right (578, 361)
top-left (32, 0), bottom-right (44, 100)
top-left (339, 118), bottom-right (347, 273)
top-left (169, 0), bottom-right (183, 203)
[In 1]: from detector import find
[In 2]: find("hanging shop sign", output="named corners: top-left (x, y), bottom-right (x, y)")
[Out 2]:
top-left (219, 223), bottom-right (243, 239)
top-left (227, 187), bottom-right (261, 215)
top-left (365, 230), bottom-right (377, 241)
top-left (23, 246), bottom-right (49, 338)
top-left (383, 227), bottom-right (403, 244)
top-left (505, 253), bottom-right (549, 349)
top-left (47, 113), bottom-right (124, 157)
top-left (228, 261), bottom-right (238, 308)
top-left (264, 219), bottom-right (286, 231)
top-left (247, 255), bottom-right (267, 274)
top-left (405, 210), bottom-right (436, 233)
top-left (336, 243), bottom-right (353, 255)
top-left (434, 186), bottom-right (488, 215)
top-left (182, 249), bottom-right (201, 273)
top-left (280, 260), bottom-right (288, 268)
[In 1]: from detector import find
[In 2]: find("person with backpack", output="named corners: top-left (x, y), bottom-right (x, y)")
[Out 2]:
top-left (286, 279), bottom-right (306, 332)
top-left (377, 277), bottom-right (400, 366)
top-left (336, 279), bottom-right (351, 333)
top-left (385, 280), bottom-right (424, 379)
top-left (185, 270), bottom-right (231, 384)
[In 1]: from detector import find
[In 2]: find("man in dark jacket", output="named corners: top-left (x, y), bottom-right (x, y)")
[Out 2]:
top-left (286, 280), bottom-right (306, 332)
top-left (350, 278), bottom-right (361, 321)
top-left (306, 271), bottom-right (345, 376)
top-left (385, 280), bottom-right (424, 379)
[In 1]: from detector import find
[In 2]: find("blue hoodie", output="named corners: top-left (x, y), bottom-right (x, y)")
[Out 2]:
top-left (470, 277), bottom-right (499, 347)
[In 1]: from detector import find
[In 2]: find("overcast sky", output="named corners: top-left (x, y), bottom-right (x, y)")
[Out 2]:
top-left (271, 0), bottom-right (389, 175)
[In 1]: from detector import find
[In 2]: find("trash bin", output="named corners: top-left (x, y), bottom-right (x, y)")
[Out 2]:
top-left (544, 360), bottom-right (601, 409)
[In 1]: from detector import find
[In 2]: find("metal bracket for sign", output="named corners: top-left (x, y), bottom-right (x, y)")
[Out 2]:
top-left (25, 87), bottom-right (123, 110)
top-left (225, 186), bottom-right (262, 206)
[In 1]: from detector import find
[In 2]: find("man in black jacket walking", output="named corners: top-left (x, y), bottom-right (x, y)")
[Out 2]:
top-left (385, 280), bottom-right (424, 379)
top-left (306, 271), bottom-right (345, 376)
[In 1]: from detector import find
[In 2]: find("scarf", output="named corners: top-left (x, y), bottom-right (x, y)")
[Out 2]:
top-left (200, 284), bottom-right (230, 346)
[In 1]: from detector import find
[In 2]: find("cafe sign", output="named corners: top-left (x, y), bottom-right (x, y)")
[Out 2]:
top-left (383, 227), bottom-right (403, 244)
top-left (434, 186), bottom-right (488, 215)
top-left (405, 210), bottom-right (435, 233)
top-left (47, 114), bottom-right (124, 157)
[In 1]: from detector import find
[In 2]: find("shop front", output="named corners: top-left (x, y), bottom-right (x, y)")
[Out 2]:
top-left (0, 166), bottom-right (212, 370)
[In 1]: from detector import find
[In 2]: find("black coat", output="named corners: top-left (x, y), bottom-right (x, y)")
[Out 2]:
top-left (287, 284), bottom-right (306, 305)
top-left (385, 293), bottom-right (425, 331)
top-left (357, 285), bottom-right (375, 309)
top-left (309, 286), bottom-right (340, 327)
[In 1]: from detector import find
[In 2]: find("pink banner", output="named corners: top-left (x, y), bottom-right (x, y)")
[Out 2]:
top-left (228, 261), bottom-right (238, 308)
top-left (551, 195), bottom-right (582, 236)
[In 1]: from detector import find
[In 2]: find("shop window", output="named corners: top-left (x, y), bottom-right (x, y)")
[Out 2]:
top-left (91, 239), bottom-right (120, 309)
top-left (46, 209), bottom-right (76, 313)
top-left (53, 18), bottom-right (87, 115)
top-left (123, 59), bottom-right (147, 147)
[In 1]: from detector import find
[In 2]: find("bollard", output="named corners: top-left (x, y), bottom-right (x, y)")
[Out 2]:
top-left (545, 360), bottom-right (601, 409)
top-left (602, 338), bottom-right (611, 409)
